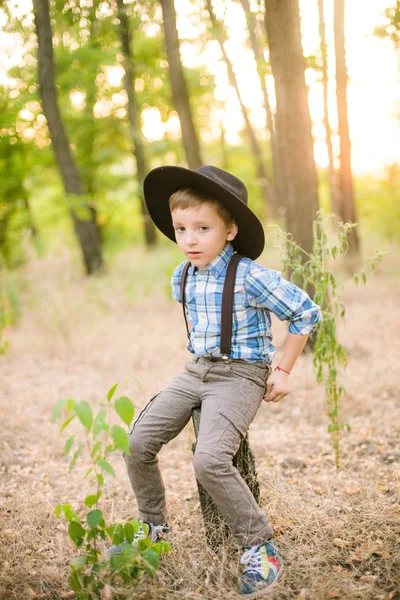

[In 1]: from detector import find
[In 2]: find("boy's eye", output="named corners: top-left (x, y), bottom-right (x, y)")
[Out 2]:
top-left (199, 226), bottom-right (209, 231)
top-left (174, 226), bottom-right (185, 232)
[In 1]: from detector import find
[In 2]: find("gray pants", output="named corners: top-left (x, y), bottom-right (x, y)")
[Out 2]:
top-left (124, 356), bottom-right (273, 547)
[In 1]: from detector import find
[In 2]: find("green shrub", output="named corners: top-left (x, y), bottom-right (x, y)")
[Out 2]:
top-left (52, 381), bottom-right (170, 599)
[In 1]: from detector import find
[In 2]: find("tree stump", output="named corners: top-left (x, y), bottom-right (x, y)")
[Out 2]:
top-left (191, 407), bottom-right (260, 548)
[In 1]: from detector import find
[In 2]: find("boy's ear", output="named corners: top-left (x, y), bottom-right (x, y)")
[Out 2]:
top-left (227, 222), bottom-right (238, 241)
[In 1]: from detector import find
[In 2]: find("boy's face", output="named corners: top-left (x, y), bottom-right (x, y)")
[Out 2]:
top-left (171, 202), bottom-right (238, 268)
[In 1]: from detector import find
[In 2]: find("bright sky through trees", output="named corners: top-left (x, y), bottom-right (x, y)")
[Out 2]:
top-left (1, 0), bottom-right (399, 177)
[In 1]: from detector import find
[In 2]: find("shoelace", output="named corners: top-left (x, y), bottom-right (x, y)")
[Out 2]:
top-left (240, 545), bottom-right (264, 575)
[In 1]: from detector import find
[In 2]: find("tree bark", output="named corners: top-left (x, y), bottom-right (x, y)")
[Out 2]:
top-left (334, 0), bottom-right (360, 255)
top-left (318, 0), bottom-right (339, 215)
top-left (206, 0), bottom-right (273, 215)
top-left (32, 0), bottom-right (104, 274)
top-left (117, 0), bottom-right (156, 246)
top-left (264, 0), bottom-right (319, 257)
top-left (160, 0), bottom-right (202, 170)
top-left (239, 0), bottom-right (282, 217)
top-left (191, 408), bottom-right (260, 548)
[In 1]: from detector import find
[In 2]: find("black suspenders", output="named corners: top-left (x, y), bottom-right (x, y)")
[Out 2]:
top-left (179, 253), bottom-right (243, 357)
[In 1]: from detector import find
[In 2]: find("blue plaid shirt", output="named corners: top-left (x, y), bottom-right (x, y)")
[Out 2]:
top-left (171, 243), bottom-right (322, 363)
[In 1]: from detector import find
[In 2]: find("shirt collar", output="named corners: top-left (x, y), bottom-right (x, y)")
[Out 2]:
top-left (190, 243), bottom-right (234, 278)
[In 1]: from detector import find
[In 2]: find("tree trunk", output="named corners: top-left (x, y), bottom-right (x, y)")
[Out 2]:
top-left (191, 408), bottom-right (260, 548)
top-left (206, 0), bottom-right (273, 215)
top-left (117, 0), bottom-right (156, 246)
top-left (264, 0), bottom-right (319, 257)
top-left (160, 0), bottom-right (202, 170)
top-left (32, 0), bottom-right (104, 274)
top-left (318, 0), bottom-right (339, 215)
top-left (334, 0), bottom-right (360, 255)
top-left (239, 0), bottom-right (282, 217)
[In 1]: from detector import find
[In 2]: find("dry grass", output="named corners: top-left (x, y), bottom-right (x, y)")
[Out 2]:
top-left (0, 244), bottom-right (399, 600)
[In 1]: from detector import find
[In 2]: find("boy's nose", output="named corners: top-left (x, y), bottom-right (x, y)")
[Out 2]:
top-left (186, 232), bottom-right (198, 245)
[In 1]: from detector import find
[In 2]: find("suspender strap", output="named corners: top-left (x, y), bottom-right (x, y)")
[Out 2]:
top-left (179, 253), bottom-right (243, 357)
top-left (220, 252), bottom-right (242, 356)
top-left (180, 261), bottom-right (191, 341)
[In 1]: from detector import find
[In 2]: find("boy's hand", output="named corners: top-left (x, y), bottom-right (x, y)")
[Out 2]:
top-left (264, 369), bottom-right (290, 403)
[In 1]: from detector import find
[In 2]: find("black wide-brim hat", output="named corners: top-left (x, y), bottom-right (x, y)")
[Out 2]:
top-left (143, 165), bottom-right (265, 259)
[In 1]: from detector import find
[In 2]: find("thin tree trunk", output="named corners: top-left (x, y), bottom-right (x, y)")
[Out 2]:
top-left (117, 0), bottom-right (156, 246)
top-left (83, 0), bottom-right (98, 200)
top-left (334, 0), bottom-right (359, 255)
top-left (264, 0), bottom-right (319, 257)
top-left (206, 0), bottom-right (273, 215)
top-left (160, 0), bottom-right (202, 170)
top-left (239, 0), bottom-right (281, 216)
top-left (191, 408), bottom-right (260, 548)
top-left (318, 0), bottom-right (339, 215)
top-left (32, 0), bottom-right (104, 274)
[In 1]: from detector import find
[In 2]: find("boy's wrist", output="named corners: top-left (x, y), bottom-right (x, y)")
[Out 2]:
top-left (274, 365), bottom-right (291, 375)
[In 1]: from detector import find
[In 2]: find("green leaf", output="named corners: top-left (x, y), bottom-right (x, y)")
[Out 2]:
top-left (65, 398), bottom-right (76, 412)
top-left (83, 467), bottom-right (93, 480)
top-left (74, 402), bottom-right (93, 431)
top-left (107, 523), bottom-right (124, 545)
top-left (141, 548), bottom-right (159, 576)
top-left (115, 396), bottom-right (134, 428)
top-left (64, 435), bottom-right (75, 455)
top-left (93, 410), bottom-right (107, 437)
top-left (125, 374), bottom-right (142, 391)
top-left (97, 473), bottom-right (104, 487)
top-left (84, 491), bottom-right (102, 508)
top-left (70, 555), bottom-right (89, 570)
top-left (91, 441), bottom-right (103, 458)
top-left (111, 425), bottom-right (130, 454)
top-left (124, 522), bottom-right (135, 544)
top-left (96, 458), bottom-right (115, 477)
top-left (107, 382), bottom-right (118, 403)
top-left (52, 398), bottom-right (66, 423)
top-left (69, 444), bottom-right (84, 472)
top-left (87, 509), bottom-right (103, 529)
top-left (68, 521), bottom-right (85, 546)
top-left (69, 569), bottom-right (82, 592)
top-left (60, 415), bottom-right (76, 435)
top-left (54, 504), bottom-right (62, 518)
top-left (63, 505), bottom-right (79, 522)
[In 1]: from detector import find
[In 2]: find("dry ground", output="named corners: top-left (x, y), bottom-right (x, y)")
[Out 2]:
top-left (0, 246), bottom-right (399, 600)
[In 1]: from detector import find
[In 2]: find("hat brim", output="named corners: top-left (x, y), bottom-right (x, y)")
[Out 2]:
top-left (143, 166), bottom-right (265, 259)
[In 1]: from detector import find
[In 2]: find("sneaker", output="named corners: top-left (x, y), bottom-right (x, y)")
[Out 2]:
top-left (237, 541), bottom-right (283, 598)
top-left (107, 520), bottom-right (169, 556)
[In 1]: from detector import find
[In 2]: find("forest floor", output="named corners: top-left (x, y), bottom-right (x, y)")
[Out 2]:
top-left (0, 244), bottom-right (400, 600)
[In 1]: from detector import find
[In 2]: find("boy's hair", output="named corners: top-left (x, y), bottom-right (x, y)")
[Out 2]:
top-left (169, 188), bottom-right (235, 226)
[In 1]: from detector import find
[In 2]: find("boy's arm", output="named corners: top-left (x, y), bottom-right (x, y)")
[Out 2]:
top-left (264, 333), bottom-right (309, 403)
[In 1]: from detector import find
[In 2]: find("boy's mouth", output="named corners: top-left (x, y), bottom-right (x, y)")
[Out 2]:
top-left (187, 251), bottom-right (202, 257)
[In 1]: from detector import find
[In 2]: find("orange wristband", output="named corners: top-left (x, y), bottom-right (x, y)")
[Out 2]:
top-left (274, 365), bottom-right (291, 375)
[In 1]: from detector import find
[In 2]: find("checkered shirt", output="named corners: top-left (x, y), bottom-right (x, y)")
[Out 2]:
top-left (171, 243), bottom-right (322, 363)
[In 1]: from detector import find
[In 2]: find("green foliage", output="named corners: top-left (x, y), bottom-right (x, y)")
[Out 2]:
top-left (0, 262), bottom-right (22, 354)
top-left (374, 1), bottom-right (400, 48)
top-left (52, 380), bottom-right (170, 598)
top-left (356, 167), bottom-right (400, 244)
top-left (275, 212), bottom-right (383, 467)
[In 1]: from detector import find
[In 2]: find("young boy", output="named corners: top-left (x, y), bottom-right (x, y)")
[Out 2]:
top-left (123, 165), bottom-right (322, 597)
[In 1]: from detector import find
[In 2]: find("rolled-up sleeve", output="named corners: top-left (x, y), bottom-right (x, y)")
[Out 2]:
top-left (171, 262), bottom-right (186, 303)
top-left (245, 263), bottom-right (323, 334)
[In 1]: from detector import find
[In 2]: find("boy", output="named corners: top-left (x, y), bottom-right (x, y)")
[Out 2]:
top-left (123, 165), bottom-right (322, 597)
